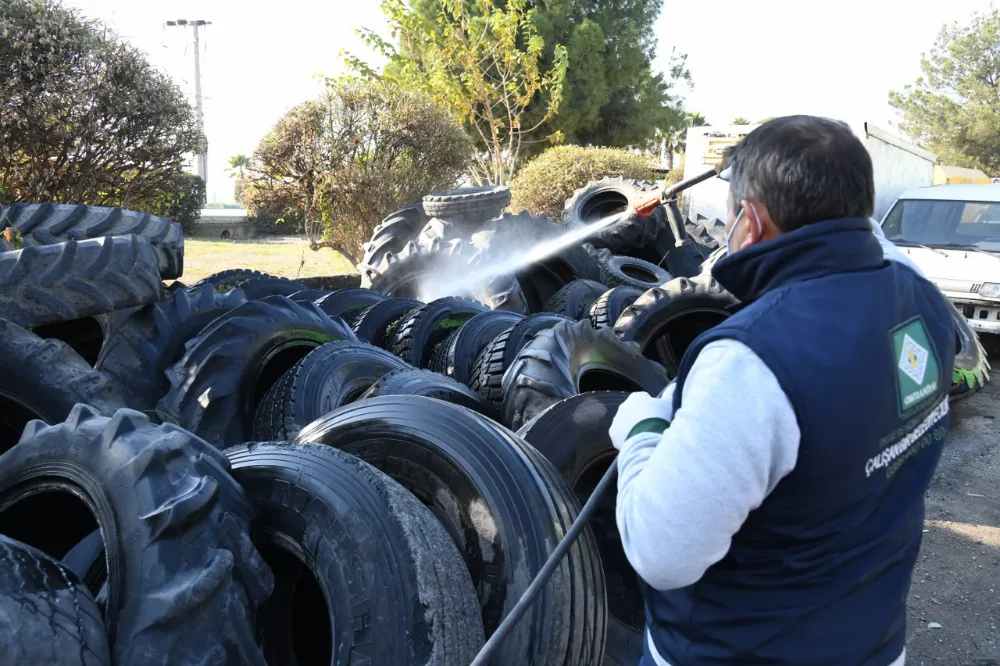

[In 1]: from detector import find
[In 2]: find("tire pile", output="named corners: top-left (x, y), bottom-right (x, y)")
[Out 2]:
top-left (0, 180), bottom-right (990, 666)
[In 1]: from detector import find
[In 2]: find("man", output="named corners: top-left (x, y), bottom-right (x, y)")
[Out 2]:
top-left (610, 115), bottom-right (955, 666)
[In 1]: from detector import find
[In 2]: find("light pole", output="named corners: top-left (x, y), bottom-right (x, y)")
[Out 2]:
top-left (165, 19), bottom-right (211, 188)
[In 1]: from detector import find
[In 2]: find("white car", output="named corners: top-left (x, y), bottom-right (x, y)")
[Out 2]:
top-left (880, 184), bottom-right (1000, 335)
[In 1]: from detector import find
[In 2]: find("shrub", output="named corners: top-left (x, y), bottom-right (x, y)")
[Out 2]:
top-left (509, 145), bottom-right (657, 220)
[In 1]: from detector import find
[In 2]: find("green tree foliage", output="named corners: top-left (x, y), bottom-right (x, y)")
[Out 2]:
top-left (348, 0), bottom-right (567, 185)
top-left (890, 9), bottom-right (1000, 173)
top-left (508, 145), bottom-right (655, 220)
top-left (239, 79), bottom-right (472, 263)
top-left (0, 0), bottom-right (204, 211)
top-left (731, 116), bottom-right (751, 125)
top-left (146, 174), bottom-right (206, 235)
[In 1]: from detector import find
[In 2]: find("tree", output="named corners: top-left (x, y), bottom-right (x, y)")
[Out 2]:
top-left (756, 116), bottom-right (777, 124)
top-left (890, 9), bottom-right (1000, 173)
top-left (657, 110), bottom-right (709, 170)
top-left (348, 0), bottom-right (567, 185)
top-left (227, 154), bottom-right (250, 180)
top-left (731, 116), bottom-right (751, 125)
top-left (0, 0), bottom-right (204, 209)
top-left (240, 80), bottom-right (472, 263)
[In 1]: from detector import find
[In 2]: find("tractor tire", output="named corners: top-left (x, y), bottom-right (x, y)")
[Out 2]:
top-left (192, 269), bottom-right (276, 292)
top-left (226, 442), bottom-right (485, 666)
top-left (287, 288), bottom-right (330, 303)
top-left (295, 396), bottom-right (606, 666)
top-left (359, 204), bottom-right (429, 287)
top-left (296, 274), bottom-right (362, 291)
top-left (251, 340), bottom-right (409, 441)
top-left (589, 287), bottom-right (643, 330)
top-left (313, 287), bottom-right (386, 324)
top-left (613, 274), bottom-right (737, 376)
top-left (468, 313), bottom-right (571, 413)
top-left (429, 310), bottom-right (524, 383)
top-left (0, 405), bottom-right (273, 665)
top-left (416, 218), bottom-right (461, 250)
top-left (517, 391), bottom-right (644, 666)
top-left (95, 283), bottom-right (249, 411)
top-left (360, 368), bottom-right (488, 414)
top-left (562, 178), bottom-right (662, 257)
top-left (543, 279), bottom-right (608, 320)
top-left (156, 296), bottom-right (357, 449)
top-left (0, 319), bottom-right (127, 454)
top-left (0, 236), bottom-right (163, 328)
top-left (598, 254), bottom-right (672, 290)
top-left (351, 297), bottom-right (424, 349)
top-left (236, 276), bottom-right (309, 301)
top-left (501, 319), bottom-right (669, 430)
top-left (2, 203), bottom-right (184, 279)
top-left (391, 297), bottom-right (489, 368)
top-left (950, 304), bottom-right (992, 401)
top-left (0, 534), bottom-right (111, 666)
top-left (422, 185), bottom-right (511, 228)
top-left (31, 315), bottom-right (107, 366)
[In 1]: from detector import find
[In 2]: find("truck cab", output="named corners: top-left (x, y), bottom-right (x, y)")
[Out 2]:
top-left (880, 184), bottom-right (1000, 335)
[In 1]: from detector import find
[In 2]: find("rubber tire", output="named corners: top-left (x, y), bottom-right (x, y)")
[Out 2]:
top-left (251, 340), bottom-right (409, 441)
top-left (468, 313), bottom-right (572, 412)
top-left (225, 441), bottom-right (484, 665)
top-left (156, 295), bottom-right (357, 449)
top-left (543, 279), bottom-right (608, 320)
top-left (517, 391), bottom-right (644, 665)
top-left (562, 178), bottom-right (659, 256)
top-left (3, 203), bottom-right (184, 279)
top-left (294, 396), bottom-right (607, 666)
top-left (0, 236), bottom-right (163, 328)
top-left (422, 185), bottom-right (511, 228)
top-left (949, 304), bottom-right (992, 401)
top-left (352, 297), bottom-right (424, 349)
top-left (501, 319), bottom-right (670, 430)
top-left (31, 315), bottom-right (107, 366)
top-left (95, 283), bottom-right (249, 411)
top-left (314, 287), bottom-right (386, 324)
top-left (288, 288), bottom-right (330, 303)
top-left (391, 297), bottom-right (489, 368)
top-left (0, 319), bottom-right (127, 454)
top-left (0, 405), bottom-right (273, 665)
top-left (360, 368), bottom-right (488, 414)
top-left (237, 276), bottom-right (309, 301)
top-left (296, 274), bottom-right (362, 291)
top-left (359, 204), bottom-right (428, 287)
top-left (614, 274), bottom-right (737, 376)
top-left (192, 269), bottom-right (276, 292)
top-left (431, 310), bottom-right (524, 383)
top-left (598, 254), bottom-right (671, 290)
top-left (0, 534), bottom-right (111, 666)
top-left (589, 287), bottom-right (643, 329)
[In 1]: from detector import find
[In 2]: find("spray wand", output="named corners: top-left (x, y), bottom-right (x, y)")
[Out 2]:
top-left (631, 164), bottom-right (727, 248)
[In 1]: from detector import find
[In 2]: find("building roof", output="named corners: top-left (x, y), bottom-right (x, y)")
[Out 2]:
top-left (895, 184), bottom-right (1000, 203)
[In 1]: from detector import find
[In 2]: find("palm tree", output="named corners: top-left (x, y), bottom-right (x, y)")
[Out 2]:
top-left (227, 154), bottom-right (250, 180)
top-left (660, 111), bottom-right (709, 170)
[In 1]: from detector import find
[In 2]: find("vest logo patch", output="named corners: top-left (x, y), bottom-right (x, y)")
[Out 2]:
top-left (891, 318), bottom-right (940, 412)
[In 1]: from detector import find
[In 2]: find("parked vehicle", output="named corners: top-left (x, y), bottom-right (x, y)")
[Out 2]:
top-left (880, 184), bottom-right (1000, 335)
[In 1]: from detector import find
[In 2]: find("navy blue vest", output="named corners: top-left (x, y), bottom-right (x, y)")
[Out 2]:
top-left (644, 217), bottom-right (956, 665)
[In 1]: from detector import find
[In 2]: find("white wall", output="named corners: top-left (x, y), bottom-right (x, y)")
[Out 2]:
top-left (681, 125), bottom-right (755, 222)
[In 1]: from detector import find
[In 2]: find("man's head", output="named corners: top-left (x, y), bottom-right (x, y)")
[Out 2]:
top-left (722, 115), bottom-right (875, 254)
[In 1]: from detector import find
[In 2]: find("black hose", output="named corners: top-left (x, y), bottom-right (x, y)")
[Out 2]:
top-left (468, 458), bottom-right (620, 666)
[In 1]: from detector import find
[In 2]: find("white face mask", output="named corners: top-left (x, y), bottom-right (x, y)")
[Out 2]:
top-left (724, 203), bottom-right (762, 256)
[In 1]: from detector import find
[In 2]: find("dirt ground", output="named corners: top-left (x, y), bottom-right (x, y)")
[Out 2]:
top-left (906, 336), bottom-right (1000, 665)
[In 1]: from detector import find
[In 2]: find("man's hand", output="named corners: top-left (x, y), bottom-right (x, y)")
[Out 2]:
top-left (609, 391), bottom-right (674, 451)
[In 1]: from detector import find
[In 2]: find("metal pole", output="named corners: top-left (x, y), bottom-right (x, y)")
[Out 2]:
top-left (191, 22), bottom-right (207, 185)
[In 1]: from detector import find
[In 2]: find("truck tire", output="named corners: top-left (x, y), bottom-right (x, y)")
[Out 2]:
top-left (501, 319), bottom-right (669, 430)
top-left (429, 310), bottom-right (524, 383)
top-left (950, 305), bottom-right (992, 401)
top-left (251, 340), bottom-right (409, 441)
top-left (0, 405), bottom-right (273, 666)
top-left (295, 396), bottom-right (606, 666)
top-left (352, 297), bottom-right (424, 349)
top-left (614, 274), bottom-right (737, 376)
top-left (156, 296), bottom-right (357, 449)
top-left (314, 287), bottom-right (386, 324)
top-left (359, 204), bottom-right (428, 288)
top-left (589, 287), bottom-right (643, 329)
top-left (391, 297), bottom-right (489, 368)
top-left (422, 185), bottom-right (511, 228)
top-left (0, 236), bottom-right (163, 328)
top-left (0, 534), bottom-right (110, 666)
top-left (0, 319), bottom-right (127, 454)
top-left (226, 441), bottom-right (484, 666)
top-left (2, 203), bottom-right (184, 279)
top-left (517, 391), bottom-right (644, 666)
top-left (360, 368), bottom-right (488, 413)
top-left (468, 313), bottom-right (572, 412)
top-left (192, 269), bottom-right (276, 292)
top-left (543, 279), bottom-right (608, 320)
top-left (598, 254), bottom-right (671, 290)
top-left (95, 283), bottom-right (249, 411)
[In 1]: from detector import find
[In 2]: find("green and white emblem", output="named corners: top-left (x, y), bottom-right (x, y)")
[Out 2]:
top-left (891, 317), bottom-right (940, 412)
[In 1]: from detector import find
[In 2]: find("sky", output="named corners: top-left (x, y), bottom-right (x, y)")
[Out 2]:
top-left (68, 0), bottom-right (998, 203)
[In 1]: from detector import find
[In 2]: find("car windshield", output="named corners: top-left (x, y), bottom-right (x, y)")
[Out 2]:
top-left (882, 199), bottom-right (1000, 250)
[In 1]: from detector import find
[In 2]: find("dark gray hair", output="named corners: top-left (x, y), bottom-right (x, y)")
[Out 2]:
top-left (727, 116), bottom-right (875, 232)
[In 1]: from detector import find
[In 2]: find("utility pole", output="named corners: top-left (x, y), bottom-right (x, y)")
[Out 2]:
top-left (165, 19), bottom-right (211, 189)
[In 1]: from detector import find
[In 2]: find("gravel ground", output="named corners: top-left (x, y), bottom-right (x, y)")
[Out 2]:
top-left (906, 336), bottom-right (1000, 665)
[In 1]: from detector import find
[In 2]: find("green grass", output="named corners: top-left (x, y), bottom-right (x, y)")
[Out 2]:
top-left (179, 237), bottom-right (355, 285)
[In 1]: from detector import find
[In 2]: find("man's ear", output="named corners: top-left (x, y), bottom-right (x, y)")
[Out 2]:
top-left (740, 199), bottom-right (779, 248)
